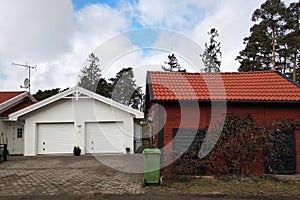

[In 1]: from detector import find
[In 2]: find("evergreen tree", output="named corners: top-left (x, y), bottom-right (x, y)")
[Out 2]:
top-left (33, 88), bottom-right (68, 101)
top-left (78, 53), bottom-right (102, 92)
top-left (200, 28), bottom-right (222, 72)
top-left (251, 0), bottom-right (286, 70)
top-left (238, 0), bottom-right (286, 72)
top-left (237, 24), bottom-right (272, 71)
top-left (162, 54), bottom-right (182, 72)
top-left (236, 0), bottom-right (300, 82)
top-left (284, 2), bottom-right (300, 81)
top-left (110, 67), bottom-right (143, 110)
top-left (96, 78), bottom-right (112, 98)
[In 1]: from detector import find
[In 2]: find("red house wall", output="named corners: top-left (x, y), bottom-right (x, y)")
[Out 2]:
top-left (151, 101), bottom-right (300, 174)
top-left (296, 128), bottom-right (300, 173)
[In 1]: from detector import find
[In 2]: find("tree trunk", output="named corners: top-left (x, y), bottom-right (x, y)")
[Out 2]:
top-left (272, 28), bottom-right (276, 70)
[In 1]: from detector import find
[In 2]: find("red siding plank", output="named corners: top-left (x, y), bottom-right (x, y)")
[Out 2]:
top-left (151, 101), bottom-right (300, 175)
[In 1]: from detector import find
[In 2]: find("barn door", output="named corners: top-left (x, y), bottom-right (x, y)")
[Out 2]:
top-left (172, 128), bottom-right (206, 158)
top-left (264, 130), bottom-right (296, 174)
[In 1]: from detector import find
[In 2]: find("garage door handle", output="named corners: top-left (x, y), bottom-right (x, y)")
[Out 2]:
top-left (43, 142), bottom-right (45, 145)
top-left (91, 141), bottom-right (94, 144)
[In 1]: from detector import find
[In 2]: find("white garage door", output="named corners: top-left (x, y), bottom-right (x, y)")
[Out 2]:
top-left (38, 123), bottom-right (76, 154)
top-left (86, 122), bottom-right (124, 153)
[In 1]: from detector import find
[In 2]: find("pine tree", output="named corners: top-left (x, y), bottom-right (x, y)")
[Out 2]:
top-left (200, 28), bottom-right (222, 73)
top-left (110, 67), bottom-right (143, 109)
top-left (251, 0), bottom-right (286, 70)
top-left (237, 24), bottom-right (272, 71)
top-left (33, 88), bottom-right (68, 101)
top-left (161, 54), bottom-right (182, 72)
top-left (96, 78), bottom-right (112, 98)
top-left (78, 53), bottom-right (102, 92)
top-left (237, 0), bottom-right (299, 83)
top-left (284, 2), bottom-right (300, 81)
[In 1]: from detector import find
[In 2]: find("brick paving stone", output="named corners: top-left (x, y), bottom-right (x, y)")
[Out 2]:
top-left (0, 155), bottom-right (144, 196)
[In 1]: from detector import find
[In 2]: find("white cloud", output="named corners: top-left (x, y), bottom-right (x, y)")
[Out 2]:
top-left (1, 0), bottom-right (296, 93)
top-left (0, 0), bottom-right (74, 62)
top-left (0, 1), bottom-right (132, 92)
top-left (0, 0), bottom-right (74, 91)
top-left (191, 0), bottom-right (266, 71)
top-left (136, 0), bottom-right (216, 30)
top-left (134, 0), bottom-right (268, 72)
top-left (74, 3), bottom-right (130, 49)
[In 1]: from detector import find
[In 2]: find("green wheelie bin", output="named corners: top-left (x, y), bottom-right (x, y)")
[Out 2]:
top-left (142, 148), bottom-right (162, 186)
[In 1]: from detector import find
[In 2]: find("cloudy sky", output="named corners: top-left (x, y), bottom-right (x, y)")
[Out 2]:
top-left (0, 0), bottom-right (296, 93)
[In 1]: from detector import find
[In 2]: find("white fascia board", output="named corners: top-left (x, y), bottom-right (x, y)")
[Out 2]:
top-left (8, 88), bottom-right (74, 121)
top-left (0, 92), bottom-right (29, 113)
top-left (76, 86), bottom-right (144, 119)
top-left (0, 92), bottom-right (37, 114)
top-left (9, 86), bottom-right (144, 121)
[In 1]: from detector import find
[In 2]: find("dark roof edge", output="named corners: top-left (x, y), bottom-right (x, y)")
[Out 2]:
top-left (146, 72), bottom-right (154, 101)
top-left (276, 70), bottom-right (300, 89)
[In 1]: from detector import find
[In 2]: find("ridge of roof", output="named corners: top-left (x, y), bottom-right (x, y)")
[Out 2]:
top-left (147, 70), bottom-right (300, 102)
top-left (148, 70), bottom-right (277, 75)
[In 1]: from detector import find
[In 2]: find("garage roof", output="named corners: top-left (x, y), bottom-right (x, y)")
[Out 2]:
top-left (0, 91), bottom-right (37, 117)
top-left (147, 70), bottom-right (300, 102)
top-left (9, 86), bottom-right (144, 121)
top-left (0, 91), bottom-right (24, 104)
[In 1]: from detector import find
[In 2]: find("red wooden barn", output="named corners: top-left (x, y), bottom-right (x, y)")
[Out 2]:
top-left (145, 70), bottom-right (300, 175)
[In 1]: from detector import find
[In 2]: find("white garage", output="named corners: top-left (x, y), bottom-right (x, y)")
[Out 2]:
top-left (37, 123), bottom-right (76, 154)
top-left (85, 122), bottom-right (123, 153)
top-left (8, 86), bottom-right (144, 156)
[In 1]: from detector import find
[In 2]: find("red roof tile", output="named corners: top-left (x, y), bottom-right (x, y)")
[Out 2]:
top-left (1, 101), bottom-right (36, 117)
top-left (0, 91), bottom-right (24, 104)
top-left (148, 71), bottom-right (300, 101)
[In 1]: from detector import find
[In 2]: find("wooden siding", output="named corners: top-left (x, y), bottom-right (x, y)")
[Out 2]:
top-left (151, 101), bottom-right (300, 174)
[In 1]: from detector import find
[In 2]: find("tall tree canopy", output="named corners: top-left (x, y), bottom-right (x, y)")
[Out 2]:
top-left (162, 54), bottom-right (183, 72)
top-left (252, 0), bottom-right (286, 70)
top-left (200, 28), bottom-right (222, 72)
top-left (78, 53), bottom-right (112, 98)
top-left (37, 53), bottom-right (143, 109)
top-left (237, 0), bottom-right (300, 82)
top-left (110, 67), bottom-right (143, 110)
top-left (284, 1), bottom-right (300, 81)
top-left (33, 88), bottom-right (68, 101)
top-left (96, 78), bottom-right (112, 98)
top-left (78, 53), bottom-right (102, 92)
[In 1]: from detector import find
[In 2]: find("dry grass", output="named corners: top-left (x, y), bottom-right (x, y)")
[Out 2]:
top-left (162, 176), bottom-right (300, 197)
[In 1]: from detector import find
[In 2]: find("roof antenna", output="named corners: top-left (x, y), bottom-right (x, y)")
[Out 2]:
top-left (12, 62), bottom-right (37, 94)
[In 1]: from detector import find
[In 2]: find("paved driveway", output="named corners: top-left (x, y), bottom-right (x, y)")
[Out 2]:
top-left (0, 155), bottom-right (144, 197)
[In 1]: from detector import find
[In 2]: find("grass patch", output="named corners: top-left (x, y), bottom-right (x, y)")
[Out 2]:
top-left (162, 176), bottom-right (300, 197)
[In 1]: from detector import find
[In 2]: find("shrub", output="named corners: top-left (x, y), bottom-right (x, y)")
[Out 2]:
top-left (164, 115), bottom-right (299, 180)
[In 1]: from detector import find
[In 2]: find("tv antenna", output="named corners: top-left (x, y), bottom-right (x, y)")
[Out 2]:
top-left (12, 62), bottom-right (37, 94)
